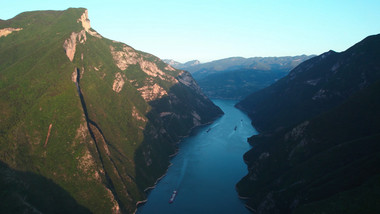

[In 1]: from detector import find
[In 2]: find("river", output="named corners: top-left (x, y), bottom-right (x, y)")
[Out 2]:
top-left (137, 99), bottom-right (257, 213)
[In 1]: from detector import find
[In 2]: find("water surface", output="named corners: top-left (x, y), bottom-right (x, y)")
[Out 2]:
top-left (137, 99), bottom-right (257, 213)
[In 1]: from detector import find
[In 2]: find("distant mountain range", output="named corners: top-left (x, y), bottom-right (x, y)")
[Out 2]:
top-left (165, 55), bottom-right (314, 99)
top-left (0, 8), bottom-right (222, 213)
top-left (164, 59), bottom-right (201, 70)
top-left (236, 34), bottom-right (380, 213)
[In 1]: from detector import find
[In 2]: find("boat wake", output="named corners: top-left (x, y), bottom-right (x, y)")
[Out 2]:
top-left (176, 158), bottom-right (188, 189)
top-left (169, 158), bottom-right (188, 203)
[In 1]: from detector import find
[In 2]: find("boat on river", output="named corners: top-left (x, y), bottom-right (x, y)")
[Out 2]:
top-left (169, 190), bottom-right (177, 203)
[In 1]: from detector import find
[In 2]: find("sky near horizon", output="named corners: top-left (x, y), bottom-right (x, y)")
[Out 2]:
top-left (1, 0), bottom-right (380, 63)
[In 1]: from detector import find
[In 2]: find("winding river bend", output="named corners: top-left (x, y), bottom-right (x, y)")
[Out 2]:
top-left (137, 99), bottom-right (257, 213)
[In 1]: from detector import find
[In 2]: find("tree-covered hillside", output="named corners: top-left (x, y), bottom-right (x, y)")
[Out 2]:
top-left (0, 8), bottom-right (222, 213)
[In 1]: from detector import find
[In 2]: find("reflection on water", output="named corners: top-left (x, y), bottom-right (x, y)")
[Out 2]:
top-left (137, 99), bottom-right (257, 214)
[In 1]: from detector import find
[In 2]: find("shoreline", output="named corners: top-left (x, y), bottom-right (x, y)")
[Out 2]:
top-left (133, 113), bottom-right (223, 213)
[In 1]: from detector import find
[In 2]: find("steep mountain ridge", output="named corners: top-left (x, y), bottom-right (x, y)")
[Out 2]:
top-left (236, 34), bottom-right (380, 213)
top-left (0, 8), bottom-right (222, 213)
top-left (237, 34), bottom-right (380, 133)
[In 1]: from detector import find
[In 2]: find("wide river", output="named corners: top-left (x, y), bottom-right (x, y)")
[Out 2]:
top-left (137, 99), bottom-right (257, 213)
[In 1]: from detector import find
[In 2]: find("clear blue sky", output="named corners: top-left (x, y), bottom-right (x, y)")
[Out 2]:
top-left (1, 0), bottom-right (380, 62)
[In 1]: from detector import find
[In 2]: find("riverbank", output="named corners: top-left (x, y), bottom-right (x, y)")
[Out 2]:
top-left (137, 99), bottom-right (257, 214)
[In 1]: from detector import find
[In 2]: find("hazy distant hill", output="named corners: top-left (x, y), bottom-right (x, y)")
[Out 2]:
top-left (236, 34), bottom-right (380, 213)
top-left (164, 59), bottom-right (200, 70)
top-left (165, 56), bottom-right (313, 99)
top-left (0, 8), bottom-right (222, 213)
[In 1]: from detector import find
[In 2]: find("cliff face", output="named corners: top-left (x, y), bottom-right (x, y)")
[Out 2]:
top-left (0, 8), bottom-right (222, 213)
top-left (235, 34), bottom-right (380, 213)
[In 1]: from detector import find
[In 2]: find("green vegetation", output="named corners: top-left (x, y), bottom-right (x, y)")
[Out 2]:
top-left (0, 8), bottom-right (222, 213)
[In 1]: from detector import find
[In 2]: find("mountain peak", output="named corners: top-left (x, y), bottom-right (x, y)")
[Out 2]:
top-left (77, 9), bottom-right (90, 32)
top-left (183, 60), bottom-right (200, 66)
top-left (0, 8), bottom-right (222, 213)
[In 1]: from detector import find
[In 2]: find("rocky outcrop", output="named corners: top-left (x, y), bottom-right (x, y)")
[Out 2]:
top-left (63, 30), bottom-right (86, 62)
top-left (0, 27), bottom-right (22, 37)
top-left (164, 64), bottom-right (176, 71)
top-left (110, 45), bottom-right (177, 83)
top-left (112, 72), bottom-right (125, 93)
top-left (137, 84), bottom-right (167, 102)
top-left (76, 9), bottom-right (102, 38)
top-left (110, 45), bottom-right (139, 70)
top-left (132, 106), bottom-right (147, 122)
top-left (77, 10), bottom-right (91, 32)
top-left (139, 60), bottom-right (166, 78)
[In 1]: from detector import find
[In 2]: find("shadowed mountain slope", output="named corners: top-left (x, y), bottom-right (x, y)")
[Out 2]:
top-left (236, 34), bottom-right (380, 213)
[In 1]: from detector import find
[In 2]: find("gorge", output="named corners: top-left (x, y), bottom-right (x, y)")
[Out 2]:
top-left (1, 6), bottom-right (379, 214)
top-left (137, 99), bottom-right (256, 213)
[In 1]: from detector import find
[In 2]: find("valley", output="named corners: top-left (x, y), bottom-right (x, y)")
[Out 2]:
top-left (137, 100), bottom-right (256, 213)
top-left (0, 4), bottom-right (379, 214)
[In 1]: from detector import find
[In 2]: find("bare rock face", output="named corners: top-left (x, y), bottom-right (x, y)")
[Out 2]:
top-left (110, 45), bottom-right (139, 70)
top-left (63, 10), bottom-right (100, 62)
top-left (71, 68), bottom-right (78, 82)
top-left (63, 32), bottom-right (78, 62)
top-left (88, 29), bottom-right (102, 38)
top-left (109, 44), bottom-right (178, 84)
top-left (112, 72), bottom-right (125, 93)
top-left (0, 27), bottom-right (23, 37)
top-left (139, 59), bottom-right (166, 77)
top-left (137, 84), bottom-right (167, 102)
top-left (76, 10), bottom-right (102, 38)
top-left (164, 64), bottom-right (176, 71)
top-left (63, 30), bottom-right (86, 62)
top-left (132, 106), bottom-right (147, 122)
top-left (77, 10), bottom-right (91, 32)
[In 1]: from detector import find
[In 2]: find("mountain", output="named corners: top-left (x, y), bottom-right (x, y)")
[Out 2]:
top-left (0, 8), bottom-right (222, 213)
top-left (182, 59), bottom-right (201, 67)
top-left (178, 56), bottom-right (313, 79)
top-left (166, 56), bottom-right (313, 99)
top-left (163, 59), bottom-right (200, 70)
top-left (237, 35), bottom-right (380, 133)
top-left (196, 69), bottom-right (289, 100)
top-left (235, 34), bottom-right (380, 213)
top-left (162, 59), bottom-right (182, 68)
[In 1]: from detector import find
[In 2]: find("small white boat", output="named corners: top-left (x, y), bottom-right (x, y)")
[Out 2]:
top-left (169, 190), bottom-right (177, 203)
